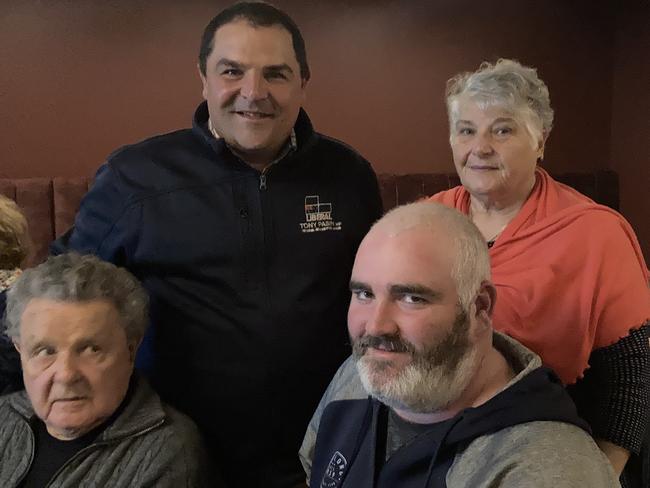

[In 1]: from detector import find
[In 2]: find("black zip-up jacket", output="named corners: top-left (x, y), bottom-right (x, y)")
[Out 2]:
top-left (47, 102), bottom-right (383, 487)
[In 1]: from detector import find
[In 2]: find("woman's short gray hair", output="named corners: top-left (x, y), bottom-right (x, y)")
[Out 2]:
top-left (446, 58), bottom-right (554, 142)
top-left (4, 253), bottom-right (149, 342)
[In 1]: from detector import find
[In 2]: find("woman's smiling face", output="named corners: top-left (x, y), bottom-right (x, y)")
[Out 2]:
top-left (449, 95), bottom-right (544, 202)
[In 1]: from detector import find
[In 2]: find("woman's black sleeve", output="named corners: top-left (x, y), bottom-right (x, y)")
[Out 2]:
top-left (567, 322), bottom-right (650, 454)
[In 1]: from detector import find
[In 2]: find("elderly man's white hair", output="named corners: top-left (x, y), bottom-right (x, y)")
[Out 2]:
top-left (371, 202), bottom-right (491, 311)
top-left (5, 253), bottom-right (149, 343)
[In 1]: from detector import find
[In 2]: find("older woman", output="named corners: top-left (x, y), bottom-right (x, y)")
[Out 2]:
top-left (431, 59), bottom-right (649, 480)
top-left (0, 194), bottom-right (30, 291)
top-left (0, 194), bottom-right (30, 395)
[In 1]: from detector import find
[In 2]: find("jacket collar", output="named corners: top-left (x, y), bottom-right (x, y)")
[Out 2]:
top-left (191, 101), bottom-right (317, 166)
top-left (8, 374), bottom-right (166, 442)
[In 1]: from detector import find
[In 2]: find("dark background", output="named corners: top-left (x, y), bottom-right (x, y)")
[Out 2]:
top-left (1, 0), bottom-right (648, 257)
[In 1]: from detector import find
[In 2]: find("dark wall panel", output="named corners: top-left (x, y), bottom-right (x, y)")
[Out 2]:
top-left (610, 3), bottom-right (650, 260)
top-left (1, 0), bottom-right (615, 177)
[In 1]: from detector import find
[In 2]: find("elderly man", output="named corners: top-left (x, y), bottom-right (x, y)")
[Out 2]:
top-left (37, 2), bottom-right (382, 486)
top-left (0, 254), bottom-right (211, 487)
top-left (302, 202), bottom-right (619, 487)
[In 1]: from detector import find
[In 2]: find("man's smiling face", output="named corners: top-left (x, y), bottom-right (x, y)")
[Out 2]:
top-left (199, 19), bottom-right (307, 167)
top-left (348, 226), bottom-right (480, 413)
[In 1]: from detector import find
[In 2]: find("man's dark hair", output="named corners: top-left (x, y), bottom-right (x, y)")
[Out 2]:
top-left (198, 1), bottom-right (310, 81)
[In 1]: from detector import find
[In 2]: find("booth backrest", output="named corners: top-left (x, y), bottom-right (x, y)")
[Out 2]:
top-left (0, 171), bottom-right (619, 267)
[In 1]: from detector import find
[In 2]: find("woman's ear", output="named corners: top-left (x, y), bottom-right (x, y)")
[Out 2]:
top-left (537, 132), bottom-right (549, 161)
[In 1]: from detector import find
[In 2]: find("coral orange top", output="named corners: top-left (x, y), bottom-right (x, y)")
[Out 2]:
top-left (429, 168), bottom-right (650, 384)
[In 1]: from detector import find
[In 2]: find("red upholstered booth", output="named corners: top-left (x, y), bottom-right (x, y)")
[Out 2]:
top-left (0, 171), bottom-right (619, 267)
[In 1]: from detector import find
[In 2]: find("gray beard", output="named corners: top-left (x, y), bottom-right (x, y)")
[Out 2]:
top-left (353, 310), bottom-right (479, 414)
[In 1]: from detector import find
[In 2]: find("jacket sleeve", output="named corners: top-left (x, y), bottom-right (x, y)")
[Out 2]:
top-left (490, 454), bottom-right (621, 488)
top-left (567, 322), bottom-right (650, 454)
top-left (50, 161), bottom-right (139, 266)
top-left (450, 422), bottom-right (621, 488)
top-left (299, 356), bottom-right (366, 482)
top-left (358, 156), bottom-right (383, 222)
top-left (136, 411), bottom-right (222, 488)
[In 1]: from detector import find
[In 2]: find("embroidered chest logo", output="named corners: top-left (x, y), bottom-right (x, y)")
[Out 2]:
top-left (320, 451), bottom-right (348, 488)
top-left (299, 195), bottom-right (342, 233)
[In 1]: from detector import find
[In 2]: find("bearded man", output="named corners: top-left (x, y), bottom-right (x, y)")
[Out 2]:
top-left (301, 202), bottom-right (619, 488)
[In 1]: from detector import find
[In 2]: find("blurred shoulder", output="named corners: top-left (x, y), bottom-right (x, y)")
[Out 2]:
top-left (315, 133), bottom-right (374, 169)
top-left (161, 403), bottom-right (203, 442)
top-left (107, 129), bottom-right (197, 164)
top-left (451, 421), bottom-right (619, 487)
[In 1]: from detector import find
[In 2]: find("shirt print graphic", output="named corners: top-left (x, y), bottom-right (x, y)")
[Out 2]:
top-left (321, 451), bottom-right (348, 488)
top-left (299, 195), bottom-right (342, 233)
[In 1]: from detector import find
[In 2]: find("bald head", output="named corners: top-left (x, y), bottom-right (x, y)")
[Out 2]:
top-left (364, 202), bottom-right (491, 310)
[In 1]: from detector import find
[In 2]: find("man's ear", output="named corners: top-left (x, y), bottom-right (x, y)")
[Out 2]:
top-left (128, 338), bottom-right (143, 364)
top-left (300, 78), bottom-right (308, 103)
top-left (473, 280), bottom-right (496, 322)
top-left (198, 63), bottom-right (208, 100)
top-left (13, 340), bottom-right (21, 354)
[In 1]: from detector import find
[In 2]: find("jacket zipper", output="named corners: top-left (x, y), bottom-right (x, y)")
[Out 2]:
top-left (259, 157), bottom-right (281, 191)
top-left (43, 417), bottom-right (165, 487)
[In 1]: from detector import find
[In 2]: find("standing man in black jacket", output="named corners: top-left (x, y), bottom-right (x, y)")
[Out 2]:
top-left (42, 2), bottom-right (382, 487)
